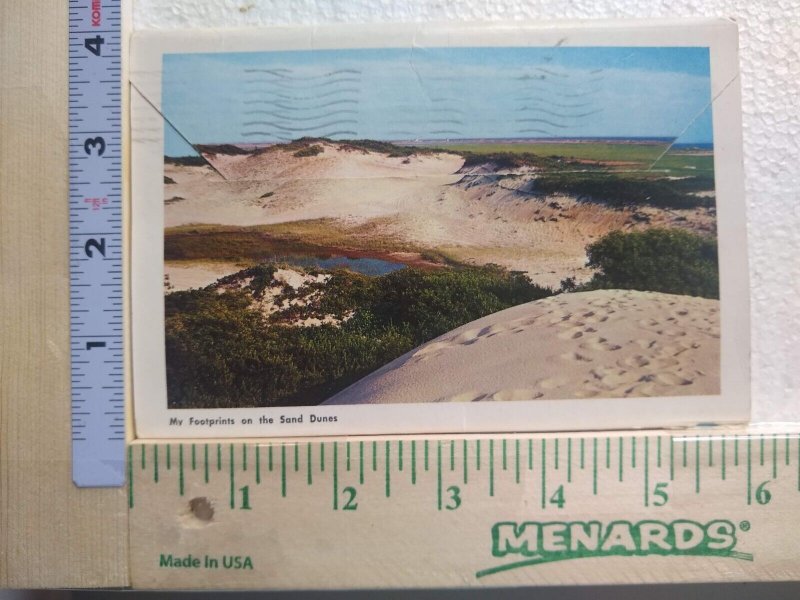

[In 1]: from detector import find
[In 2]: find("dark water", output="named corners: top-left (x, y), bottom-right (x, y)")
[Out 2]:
top-left (265, 254), bottom-right (406, 276)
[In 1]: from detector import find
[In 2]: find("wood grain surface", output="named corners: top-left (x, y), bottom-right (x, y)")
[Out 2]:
top-left (0, 1), bottom-right (129, 588)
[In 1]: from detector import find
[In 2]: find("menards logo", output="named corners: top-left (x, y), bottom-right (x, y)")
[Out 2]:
top-left (476, 519), bottom-right (752, 578)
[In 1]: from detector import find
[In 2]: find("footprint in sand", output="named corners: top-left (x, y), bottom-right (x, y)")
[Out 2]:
top-left (557, 327), bottom-right (584, 340)
top-left (539, 376), bottom-right (569, 391)
top-left (617, 355), bottom-right (650, 369)
top-left (654, 372), bottom-right (693, 386)
top-left (638, 318), bottom-right (661, 329)
top-left (561, 351), bottom-right (593, 363)
top-left (649, 356), bottom-right (680, 370)
top-left (411, 341), bottom-right (451, 361)
top-left (589, 366), bottom-right (639, 389)
top-left (657, 343), bottom-right (692, 357)
top-left (623, 382), bottom-right (660, 397)
top-left (634, 339), bottom-right (658, 350)
top-left (656, 328), bottom-right (687, 337)
top-left (580, 337), bottom-right (622, 352)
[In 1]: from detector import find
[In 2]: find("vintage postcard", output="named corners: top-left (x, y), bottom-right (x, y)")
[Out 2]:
top-left (130, 19), bottom-right (749, 438)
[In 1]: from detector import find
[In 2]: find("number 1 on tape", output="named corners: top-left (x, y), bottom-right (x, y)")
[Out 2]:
top-left (69, 0), bottom-right (124, 487)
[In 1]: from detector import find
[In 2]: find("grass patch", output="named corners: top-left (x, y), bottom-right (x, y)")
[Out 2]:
top-left (430, 141), bottom-right (671, 164)
top-left (165, 220), bottom-right (425, 262)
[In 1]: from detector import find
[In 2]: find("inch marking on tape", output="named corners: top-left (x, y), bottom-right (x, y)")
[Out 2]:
top-left (69, 0), bottom-right (124, 487)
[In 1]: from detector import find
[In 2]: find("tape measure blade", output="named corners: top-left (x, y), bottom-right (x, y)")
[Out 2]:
top-left (69, 0), bottom-right (124, 487)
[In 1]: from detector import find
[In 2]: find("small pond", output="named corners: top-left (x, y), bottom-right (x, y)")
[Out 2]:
top-left (263, 254), bottom-right (406, 276)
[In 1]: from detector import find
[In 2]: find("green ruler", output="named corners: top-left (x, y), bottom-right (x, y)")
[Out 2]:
top-left (128, 430), bottom-right (800, 589)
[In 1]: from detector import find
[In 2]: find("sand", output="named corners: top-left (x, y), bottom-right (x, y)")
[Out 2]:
top-left (323, 289), bottom-right (720, 404)
top-left (165, 142), bottom-right (715, 288)
top-left (164, 261), bottom-right (252, 291)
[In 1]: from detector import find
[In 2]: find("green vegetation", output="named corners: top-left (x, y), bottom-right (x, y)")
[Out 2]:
top-left (165, 220), bottom-right (424, 263)
top-left (259, 137), bottom-right (442, 158)
top-left (196, 144), bottom-right (253, 156)
top-left (430, 141), bottom-right (713, 175)
top-left (293, 144), bottom-right (324, 157)
top-left (459, 151), bottom-right (562, 170)
top-left (583, 228), bottom-right (719, 299)
top-left (533, 173), bottom-right (714, 210)
top-left (165, 155), bottom-right (207, 167)
top-left (165, 265), bottom-right (553, 408)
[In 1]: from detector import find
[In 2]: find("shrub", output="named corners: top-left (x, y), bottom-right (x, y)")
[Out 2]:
top-left (584, 228), bottom-right (719, 299)
top-left (533, 174), bottom-right (715, 210)
top-left (293, 144), bottom-right (324, 158)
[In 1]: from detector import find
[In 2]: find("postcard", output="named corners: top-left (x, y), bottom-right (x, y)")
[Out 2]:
top-left (130, 19), bottom-right (749, 438)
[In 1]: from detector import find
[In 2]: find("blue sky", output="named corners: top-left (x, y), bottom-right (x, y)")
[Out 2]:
top-left (162, 46), bottom-right (713, 156)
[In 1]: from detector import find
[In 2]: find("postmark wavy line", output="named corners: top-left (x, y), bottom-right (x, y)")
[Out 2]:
top-left (242, 109), bottom-right (358, 121)
top-left (241, 119), bottom-right (358, 132)
top-left (243, 88), bottom-right (360, 101)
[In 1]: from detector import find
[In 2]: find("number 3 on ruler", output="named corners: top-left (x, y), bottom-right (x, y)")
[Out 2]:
top-left (84, 136), bottom-right (106, 156)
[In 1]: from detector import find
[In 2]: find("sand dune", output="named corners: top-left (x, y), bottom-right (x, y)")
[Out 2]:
top-left (202, 141), bottom-right (465, 181)
top-left (323, 289), bottom-right (720, 404)
top-left (165, 142), bottom-right (715, 288)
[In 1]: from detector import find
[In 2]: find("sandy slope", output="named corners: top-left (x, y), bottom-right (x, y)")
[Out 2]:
top-left (323, 289), bottom-right (720, 404)
top-left (165, 261), bottom-right (252, 291)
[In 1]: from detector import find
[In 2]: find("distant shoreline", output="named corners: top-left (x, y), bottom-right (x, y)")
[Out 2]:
top-left (164, 136), bottom-right (714, 160)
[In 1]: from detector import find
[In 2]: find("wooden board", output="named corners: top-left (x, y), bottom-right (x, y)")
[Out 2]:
top-left (0, 1), bottom-right (129, 588)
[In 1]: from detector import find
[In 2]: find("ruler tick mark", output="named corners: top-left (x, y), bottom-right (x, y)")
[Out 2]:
top-left (540, 439), bottom-right (546, 509)
top-left (360, 441), bottom-right (365, 485)
top-left (179, 445), bottom-right (184, 496)
top-left (281, 445), bottom-right (287, 498)
top-left (722, 437), bottom-right (727, 481)
top-left (406, 440), bottom-right (416, 483)
top-left (463, 440), bottom-right (468, 485)
top-left (489, 440), bottom-right (495, 497)
top-left (308, 443), bottom-right (313, 486)
top-left (437, 441), bottom-right (443, 510)
top-left (747, 437), bottom-right (752, 505)
top-left (153, 446), bottom-right (159, 484)
top-left (385, 441), bottom-right (391, 498)
top-left (256, 446), bottom-right (261, 484)
top-left (229, 445), bottom-right (235, 509)
top-left (567, 438), bottom-right (572, 483)
top-left (333, 443), bottom-right (339, 510)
